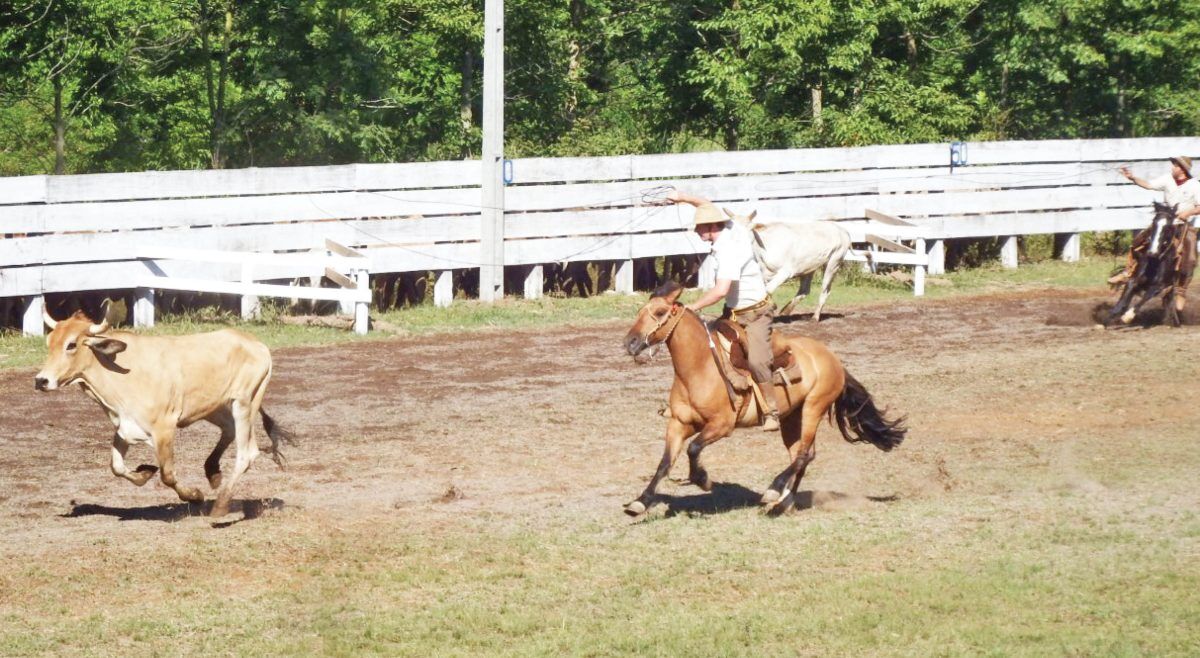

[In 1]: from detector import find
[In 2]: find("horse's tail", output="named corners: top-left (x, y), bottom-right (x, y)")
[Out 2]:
top-left (830, 371), bottom-right (907, 452)
top-left (260, 408), bottom-right (297, 469)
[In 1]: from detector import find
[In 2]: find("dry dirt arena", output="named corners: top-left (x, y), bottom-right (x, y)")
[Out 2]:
top-left (0, 287), bottom-right (1198, 652)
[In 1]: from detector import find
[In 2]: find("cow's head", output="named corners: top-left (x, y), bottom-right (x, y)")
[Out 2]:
top-left (34, 306), bottom-right (127, 391)
top-left (723, 207), bottom-right (760, 229)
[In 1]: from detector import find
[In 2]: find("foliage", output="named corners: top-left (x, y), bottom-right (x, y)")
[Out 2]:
top-left (5, 0), bottom-right (1200, 174)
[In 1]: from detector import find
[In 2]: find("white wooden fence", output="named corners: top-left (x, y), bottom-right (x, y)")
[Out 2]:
top-left (3, 136), bottom-right (1197, 335)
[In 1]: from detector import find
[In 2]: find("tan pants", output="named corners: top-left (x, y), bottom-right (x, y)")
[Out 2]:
top-left (1174, 226), bottom-right (1198, 297)
top-left (724, 300), bottom-right (776, 384)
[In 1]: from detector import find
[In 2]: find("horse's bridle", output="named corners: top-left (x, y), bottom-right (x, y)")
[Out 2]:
top-left (645, 302), bottom-right (688, 345)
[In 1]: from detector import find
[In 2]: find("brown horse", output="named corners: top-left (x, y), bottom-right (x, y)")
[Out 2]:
top-left (622, 282), bottom-right (906, 517)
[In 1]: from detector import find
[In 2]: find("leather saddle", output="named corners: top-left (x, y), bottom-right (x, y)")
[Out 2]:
top-left (709, 319), bottom-right (803, 393)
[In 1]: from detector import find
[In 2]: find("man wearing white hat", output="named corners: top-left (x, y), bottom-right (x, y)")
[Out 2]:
top-left (665, 190), bottom-right (780, 431)
top-left (1109, 156), bottom-right (1200, 311)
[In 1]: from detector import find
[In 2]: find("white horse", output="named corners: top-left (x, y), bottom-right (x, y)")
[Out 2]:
top-left (725, 209), bottom-right (851, 321)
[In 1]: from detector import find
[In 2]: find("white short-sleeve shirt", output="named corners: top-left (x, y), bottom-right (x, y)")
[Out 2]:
top-left (710, 222), bottom-right (767, 309)
top-left (1148, 174), bottom-right (1200, 216)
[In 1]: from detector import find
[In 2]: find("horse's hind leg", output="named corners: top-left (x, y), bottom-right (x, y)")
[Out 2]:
top-left (766, 399), bottom-right (826, 516)
top-left (761, 409), bottom-right (803, 506)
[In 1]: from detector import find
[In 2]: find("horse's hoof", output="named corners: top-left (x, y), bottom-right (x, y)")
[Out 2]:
top-left (207, 473), bottom-right (223, 489)
top-left (689, 474), bottom-right (712, 492)
top-left (624, 500), bottom-right (647, 517)
top-left (760, 489), bottom-right (782, 505)
top-left (1121, 309), bottom-right (1136, 324)
top-left (763, 491), bottom-right (794, 517)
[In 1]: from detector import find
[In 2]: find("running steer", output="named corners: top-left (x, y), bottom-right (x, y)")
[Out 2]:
top-left (34, 306), bottom-right (291, 518)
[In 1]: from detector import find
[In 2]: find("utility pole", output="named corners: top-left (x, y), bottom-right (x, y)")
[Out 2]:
top-left (479, 0), bottom-right (505, 302)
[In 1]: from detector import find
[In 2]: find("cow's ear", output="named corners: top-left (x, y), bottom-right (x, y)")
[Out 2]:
top-left (85, 337), bottom-right (127, 357)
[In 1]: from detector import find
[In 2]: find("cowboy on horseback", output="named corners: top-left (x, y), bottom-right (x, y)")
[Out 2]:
top-left (664, 190), bottom-right (781, 431)
top-left (1108, 156), bottom-right (1200, 312)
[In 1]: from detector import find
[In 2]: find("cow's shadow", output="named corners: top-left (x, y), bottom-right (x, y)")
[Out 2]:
top-left (61, 497), bottom-right (285, 525)
top-left (774, 311), bottom-right (846, 325)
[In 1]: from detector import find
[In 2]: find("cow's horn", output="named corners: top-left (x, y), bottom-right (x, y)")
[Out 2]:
top-left (88, 319), bottom-right (110, 335)
top-left (42, 309), bottom-right (57, 330)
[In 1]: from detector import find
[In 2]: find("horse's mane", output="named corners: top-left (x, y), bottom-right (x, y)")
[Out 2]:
top-left (1153, 201), bottom-right (1178, 219)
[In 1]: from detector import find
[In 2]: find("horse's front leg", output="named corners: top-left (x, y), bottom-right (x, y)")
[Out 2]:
top-left (686, 419), bottom-right (735, 492)
top-left (625, 417), bottom-right (695, 517)
top-left (1108, 280), bottom-right (1142, 324)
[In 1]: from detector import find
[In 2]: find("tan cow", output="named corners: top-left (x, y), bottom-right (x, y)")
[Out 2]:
top-left (34, 305), bottom-right (291, 518)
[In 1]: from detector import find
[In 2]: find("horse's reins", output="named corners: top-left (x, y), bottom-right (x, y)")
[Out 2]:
top-left (647, 303), bottom-right (739, 411)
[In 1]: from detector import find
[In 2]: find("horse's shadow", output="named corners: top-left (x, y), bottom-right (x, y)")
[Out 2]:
top-left (774, 311), bottom-right (845, 325)
top-left (61, 497), bottom-right (285, 526)
top-left (661, 482), bottom-right (897, 518)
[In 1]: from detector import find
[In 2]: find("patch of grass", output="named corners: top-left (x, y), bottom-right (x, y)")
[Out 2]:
top-left (2, 495), bottom-right (1198, 656)
top-left (0, 257), bottom-right (1120, 371)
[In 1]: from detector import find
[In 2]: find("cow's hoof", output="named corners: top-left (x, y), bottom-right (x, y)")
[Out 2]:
top-left (624, 500), bottom-right (647, 517)
top-left (128, 465), bottom-right (158, 486)
top-left (178, 488), bottom-right (205, 504)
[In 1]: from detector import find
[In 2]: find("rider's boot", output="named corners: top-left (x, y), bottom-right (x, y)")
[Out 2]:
top-left (758, 380), bottom-right (780, 432)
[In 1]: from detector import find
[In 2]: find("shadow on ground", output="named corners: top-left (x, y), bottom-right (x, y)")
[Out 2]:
top-left (663, 483), bottom-right (899, 518)
top-left (61, 497), bottom-right (285, 523)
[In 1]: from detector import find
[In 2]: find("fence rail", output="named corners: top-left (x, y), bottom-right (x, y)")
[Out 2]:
top-left (4, 136), bottom-right (1199, 335)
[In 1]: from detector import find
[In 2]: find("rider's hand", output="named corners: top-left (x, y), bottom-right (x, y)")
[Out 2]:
top-left (1119, 166), bottom-right (1134, 181)
top-left (666, 189), bottom-right (680, 204)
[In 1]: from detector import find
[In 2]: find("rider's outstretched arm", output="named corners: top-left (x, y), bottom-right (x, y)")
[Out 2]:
top-left (667, 190), bottom-right (712, 208)
top-left (1120, 166), bottom-right (1156, 191)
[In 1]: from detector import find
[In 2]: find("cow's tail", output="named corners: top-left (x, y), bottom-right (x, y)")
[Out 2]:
top-left (259, 409), bottom-right (297, 469)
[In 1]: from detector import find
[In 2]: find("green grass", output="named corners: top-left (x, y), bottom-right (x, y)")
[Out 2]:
top-left (0, 257), bottom-right (1120, 371)
top-left (3, 494), bottom-right (1197, 656)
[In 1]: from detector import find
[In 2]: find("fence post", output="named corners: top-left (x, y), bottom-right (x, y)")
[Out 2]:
top-left (524, 265), bottom-right (543, 300)
top-left (1058, 233), bottom-right (1081, 262)
top-left (927, 239), bottom-right (946, 275)
top-left (353, 269), bottom-right (369, 335)
top-left (337, 267), bottom-right (356, 316)
top-left (615, 259), bottom-right (634, 294)
top-left (241, 263), bottom-right (260, 320)
top-left (914, 239), bottom-right (927, 297)
top-left (134, 288), bottom-right (155, 328)
top-left (434, 270), bottom-right (453, 308)
top-left (1001, 236), bottom-right (1019, 269)
top-left (21, 295), bottom-right (45, 336)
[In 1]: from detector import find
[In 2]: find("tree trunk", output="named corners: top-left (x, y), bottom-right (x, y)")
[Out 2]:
top-left (202, 0), bottom-right (232, 169)
top-left (459, 49), bottom-right (474, 158)
top-left (811, 82), bottom-right (823, 132)
top-left (53, 76), bottom-right (65, 175)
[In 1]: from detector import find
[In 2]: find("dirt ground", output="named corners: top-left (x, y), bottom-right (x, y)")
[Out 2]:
top-left (0, 286), bottom-right (1195, 550)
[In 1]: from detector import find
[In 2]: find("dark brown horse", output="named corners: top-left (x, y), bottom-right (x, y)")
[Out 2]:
top-left (622, 282), bottom-right (906, 517)
top-left (1108, 202), bottom-right (1193, 327)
